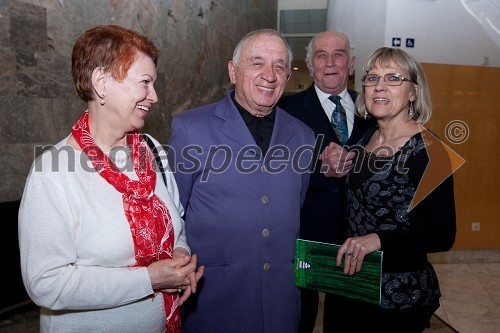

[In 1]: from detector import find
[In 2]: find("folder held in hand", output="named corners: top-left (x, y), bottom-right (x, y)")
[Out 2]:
top-left (294, 239), bottom-right (383, 305)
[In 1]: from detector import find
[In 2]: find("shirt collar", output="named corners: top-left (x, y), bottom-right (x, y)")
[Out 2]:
top-left (231, 91), bottom-right (276, 123)
top-left (314, 85), bottom-right (349, 104)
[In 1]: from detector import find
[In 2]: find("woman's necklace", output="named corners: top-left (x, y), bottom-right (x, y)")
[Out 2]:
top-left (107, 147), bottom-right (131, 167)
top-left (367, 127), bottom-right (418, 157)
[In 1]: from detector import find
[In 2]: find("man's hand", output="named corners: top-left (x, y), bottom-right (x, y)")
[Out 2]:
top-left (319, 142), bottom-right (357, 177)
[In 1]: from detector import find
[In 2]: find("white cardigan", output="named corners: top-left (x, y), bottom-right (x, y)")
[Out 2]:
top-left (18, 135), bottom-right (189, 333)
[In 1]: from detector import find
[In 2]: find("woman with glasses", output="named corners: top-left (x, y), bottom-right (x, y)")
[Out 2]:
top-left (320, 47), bottom-right (456, 332)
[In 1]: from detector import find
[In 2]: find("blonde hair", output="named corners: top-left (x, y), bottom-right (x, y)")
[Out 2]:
top-left (356, 47), bottom-right (432, 124)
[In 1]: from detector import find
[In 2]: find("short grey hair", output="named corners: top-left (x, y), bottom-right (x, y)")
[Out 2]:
top-left (305, 31), bottom-right (353, 66)
top-left (232, 29), bottom-right (293, 73)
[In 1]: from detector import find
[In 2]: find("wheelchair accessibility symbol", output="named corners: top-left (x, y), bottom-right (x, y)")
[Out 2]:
top-left (406, 38), bottom-right (415, 48)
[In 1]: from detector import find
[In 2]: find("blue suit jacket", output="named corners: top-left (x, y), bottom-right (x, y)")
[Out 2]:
top-left (278, 84), bottom-right (375, 244)
top-left (168, 90), bottom-right (315, 333)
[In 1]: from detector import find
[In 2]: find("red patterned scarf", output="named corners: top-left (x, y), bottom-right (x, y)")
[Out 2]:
top-left (72, 111), bottom-right (181, 332)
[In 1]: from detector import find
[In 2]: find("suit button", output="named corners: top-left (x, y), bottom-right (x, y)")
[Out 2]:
top-left (263, 263), bottom-right (271, 271)
top-left (261, 195), bottom-right (269, 204)
top-left (262, 229), bottom-right (270, 237)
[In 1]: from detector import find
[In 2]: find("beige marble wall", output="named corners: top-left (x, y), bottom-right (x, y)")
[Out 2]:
top-left (0, 0), bottom-right (277, 201)
top-left (429, 250), bottom-right (500, 264)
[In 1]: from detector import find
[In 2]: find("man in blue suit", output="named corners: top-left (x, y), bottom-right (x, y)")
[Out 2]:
top-left (278, 31), bottom-right (375, 333)
top-left (168, 29), bottom-right (316, 333)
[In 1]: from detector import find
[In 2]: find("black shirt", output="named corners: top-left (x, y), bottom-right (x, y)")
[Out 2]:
top-left (231, 92), bottom-right (275, 156)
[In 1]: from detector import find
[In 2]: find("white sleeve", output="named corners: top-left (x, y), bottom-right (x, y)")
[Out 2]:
top-left (18, 153), bottom-right (153, 310)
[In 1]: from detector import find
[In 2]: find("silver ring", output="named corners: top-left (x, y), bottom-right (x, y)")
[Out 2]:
top-left (352, 254), bottom-right (358, 260)
top-left (346, 252), bottom-right (352, 257)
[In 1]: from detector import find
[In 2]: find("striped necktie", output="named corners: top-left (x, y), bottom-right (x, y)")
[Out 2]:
top-left (329, 95), bottom-right (349, 145)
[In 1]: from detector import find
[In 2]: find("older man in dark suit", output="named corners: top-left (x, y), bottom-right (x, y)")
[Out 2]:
top-left (279, 31), bottom-right (375, 333)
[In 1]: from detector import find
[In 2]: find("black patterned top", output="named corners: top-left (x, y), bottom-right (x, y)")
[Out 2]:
top-left (346, 126), bottom-right (456, 311)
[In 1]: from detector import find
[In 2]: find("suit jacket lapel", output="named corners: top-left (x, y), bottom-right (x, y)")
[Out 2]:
top-left (346, 89), bottom-right (360, 145)
top-left (345, 89), bottom-right (376, 146)
top-left (348, 116), bottom-right (365, 145)
top-left (300, 86), bottom-right (336, 143)
top-left (264, 108), bottom-right (295, 164)
top-left (215, 92), bottom-right (257, 148)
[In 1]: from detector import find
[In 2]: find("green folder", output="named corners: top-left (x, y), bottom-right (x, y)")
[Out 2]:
top-left (294, 239), bottom-right (383, 305)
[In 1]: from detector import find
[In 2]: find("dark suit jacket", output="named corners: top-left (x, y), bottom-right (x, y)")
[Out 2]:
top-left (278, 84), bottom-right (375, 244)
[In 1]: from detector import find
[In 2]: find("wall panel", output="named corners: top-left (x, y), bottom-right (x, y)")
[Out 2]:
top-left (422, 63), bottom-right (500, 250)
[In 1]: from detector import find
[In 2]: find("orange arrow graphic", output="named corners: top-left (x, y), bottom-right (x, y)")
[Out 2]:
top-left (409, 125), bottom-right (466, 211)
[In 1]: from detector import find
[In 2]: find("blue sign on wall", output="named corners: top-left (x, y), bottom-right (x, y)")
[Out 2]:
top-left (406, 38), bottom-right (415, 48)
top-left (392, 37), bottom-right (401, 47)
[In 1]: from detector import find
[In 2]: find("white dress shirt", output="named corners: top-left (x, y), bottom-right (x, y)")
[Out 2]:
top-left (314, 85), bottom-right (355, 136)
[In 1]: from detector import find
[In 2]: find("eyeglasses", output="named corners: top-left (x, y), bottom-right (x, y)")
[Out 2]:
top-left (362, 73), bottom-right (415, 87)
